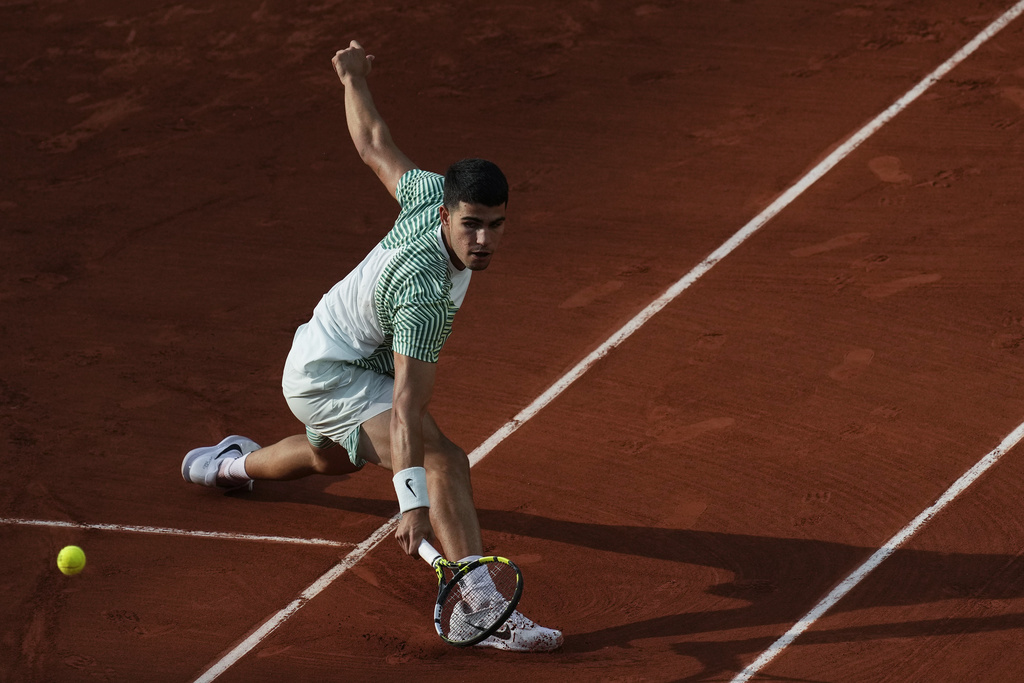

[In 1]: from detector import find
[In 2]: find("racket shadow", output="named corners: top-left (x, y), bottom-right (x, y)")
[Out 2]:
top-left (477, 509), bottom-right (1024, 669)
top-left (232, 488), bottom-right (1024, 676)
top-left (228, 487), bottom-right (1024, 678)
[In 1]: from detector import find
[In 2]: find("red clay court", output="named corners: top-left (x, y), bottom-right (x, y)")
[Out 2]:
top-left (4, 1), bottom-right (1024, 681)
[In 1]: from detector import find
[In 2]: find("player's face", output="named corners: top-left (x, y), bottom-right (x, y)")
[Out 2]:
top-left (440, 202), bottom-right (506, 272)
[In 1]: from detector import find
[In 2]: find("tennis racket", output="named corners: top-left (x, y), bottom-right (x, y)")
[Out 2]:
top-left (417, 539), bottom-right (524, 647)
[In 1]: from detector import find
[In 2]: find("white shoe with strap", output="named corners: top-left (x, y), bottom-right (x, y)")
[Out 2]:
top-left (181, 435), bottom-right (260, 491)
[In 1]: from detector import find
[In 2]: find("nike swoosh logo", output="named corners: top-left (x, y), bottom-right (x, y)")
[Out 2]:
top-left (405, 478), bottom-right (416, 495)
top-left (219, 444), bottom-right (242, 459)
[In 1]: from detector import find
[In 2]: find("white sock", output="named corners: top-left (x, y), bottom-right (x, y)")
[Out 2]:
top-left (217, 453), bottom-right (251, 484)
top-left (458, 556), bottom-right (499, 610)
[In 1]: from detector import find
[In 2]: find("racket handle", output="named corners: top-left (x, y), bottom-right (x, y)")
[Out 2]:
top-left (418, 539), bottom-right (442, 566)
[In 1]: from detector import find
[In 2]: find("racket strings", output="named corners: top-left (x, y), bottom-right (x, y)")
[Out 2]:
top-left (439, 562), bottom-right (519, 642)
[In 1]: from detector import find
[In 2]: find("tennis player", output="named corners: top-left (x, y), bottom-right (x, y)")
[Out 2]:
top-left (182, 40), bottom-right (562, 652)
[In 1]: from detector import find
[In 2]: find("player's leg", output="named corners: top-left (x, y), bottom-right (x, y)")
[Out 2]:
top-left (198, 359), bottom-right (387, 486)
top-left (243, 435), bottom-right (361, 480)
top-left (356, 410), bottom-right (483, 562)
top-left (182, 433), bottom-right (361, 490)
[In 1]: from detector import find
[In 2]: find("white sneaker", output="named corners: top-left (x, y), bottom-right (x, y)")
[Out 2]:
top-left (181, 435), bottom-right (260, 491)
top-left (447, 600), bottom-right (491, 643)
top-left (474, 609), bottom-right (563, 652)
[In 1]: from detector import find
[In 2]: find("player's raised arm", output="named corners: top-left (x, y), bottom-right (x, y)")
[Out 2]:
top-left (332, 40), bottom-right (416, 200)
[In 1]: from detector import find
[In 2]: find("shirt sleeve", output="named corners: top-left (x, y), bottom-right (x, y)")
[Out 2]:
top-left (395, 170), bottom-right (445, 216)
top-left (390, 295), bottom-right (457, 364)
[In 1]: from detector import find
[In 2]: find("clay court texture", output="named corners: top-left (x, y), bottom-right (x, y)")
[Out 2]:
top-left (4, 0), bottom-right (1024, 681)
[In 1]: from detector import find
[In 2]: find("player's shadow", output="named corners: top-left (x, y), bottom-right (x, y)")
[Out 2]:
top-left (239, 485), bottom-right (1024, 680)
top-left (475, 508), bottom-right (1024, 680)
top-left (242, 477), bottom-right (399, 518)
top-left (665, 612), bottom-right (1024, 682)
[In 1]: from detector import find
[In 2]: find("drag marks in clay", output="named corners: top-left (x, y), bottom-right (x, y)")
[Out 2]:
top-left (914, 166), bottom-right (981, 189)
top-left (695, 332), bottom-right (727, 351)
top-left (868, 156), bottom-right (912, 184)
top-left (862, 273), bottom-right (941, 299)
top-left (690, 107), bottom-right (767, 147)
top-left (790, 229), bottom-right (942, 300)
top-left (559, 279), bottom-right (623, 309)
top-left (866, 155), bottom-right (980, 193)
top-left (790, 232), bottom-right (870, 258)
top-left (849, 253), bottom-right (889, 271)
top-left (838, 421), bottom-right (877, 441)
top-left (789, 231), bottom-right (881, 294)
top-left (648, 416), bottom-right (736, 446)
top-left (828, 348), bottom-right (875, 382)
top-left (871, 405), bottom-right (901, 419)
top-left (38, 92), bottom-right (144, 154)
top-left (859, 21), bottom-right (943, 52)
top-left (63, 654), bottom-right (117, 679)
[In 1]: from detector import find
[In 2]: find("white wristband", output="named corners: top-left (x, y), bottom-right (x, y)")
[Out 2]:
top-left (393, 467), bottom-right (430, 513)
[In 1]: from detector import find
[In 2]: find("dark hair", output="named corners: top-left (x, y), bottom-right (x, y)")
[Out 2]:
top-left (443, 158), bottom-right (508, 209)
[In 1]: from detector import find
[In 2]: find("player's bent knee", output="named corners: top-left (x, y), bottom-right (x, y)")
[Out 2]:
top-left (427, 443), bottom-right (470, 478)
top-left (310, 444), bottom-right (354, 475)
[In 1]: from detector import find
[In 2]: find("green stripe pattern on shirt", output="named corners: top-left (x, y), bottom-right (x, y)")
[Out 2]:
top-left (350, 170), bottom-right (459, 377)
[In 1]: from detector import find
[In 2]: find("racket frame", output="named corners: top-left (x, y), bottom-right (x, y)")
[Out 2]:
top-left (418, 540), bottom-right (524, 647)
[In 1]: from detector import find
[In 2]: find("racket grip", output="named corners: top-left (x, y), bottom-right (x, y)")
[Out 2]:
top-left (418, 539), bottom-right (442, 566)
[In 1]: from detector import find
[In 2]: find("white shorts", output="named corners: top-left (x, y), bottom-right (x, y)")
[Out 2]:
top-left (282, 358), bottom-right (393, 468)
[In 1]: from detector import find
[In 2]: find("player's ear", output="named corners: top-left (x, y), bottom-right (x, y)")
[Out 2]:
top-left (439, 204), bottom-right (450, 228)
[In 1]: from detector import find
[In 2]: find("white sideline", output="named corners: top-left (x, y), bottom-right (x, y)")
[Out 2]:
top-left (730, 2), bottom-right (1024, 679)
top-left (193, 520), bottom-right (398, 683)
top-left (0, 517), bottom-right (350, 548)
top-left (732, 421), bottom-right (1024, 682)
top-left (195, 3), bottom-right (1024, 680)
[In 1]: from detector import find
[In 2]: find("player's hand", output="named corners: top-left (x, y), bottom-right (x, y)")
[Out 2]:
top-left (332, 40), bottom-right (374, 84)
top-left (395, 507), bottom-right (434, 556)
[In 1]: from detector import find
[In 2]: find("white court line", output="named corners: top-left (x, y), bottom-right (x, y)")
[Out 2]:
top-left (193, 519), bottom-right (398, 683)
top-left (0, 517), bottom-right (351, 548)
top-left (194, 3), bottom-right (1024, 680)
top-left (730, 2), bottom-right (1024, 680)
top-left (732, 421), bottom-right (1024, 682)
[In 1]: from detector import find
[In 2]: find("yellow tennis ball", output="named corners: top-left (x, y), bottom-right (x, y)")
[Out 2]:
top-left (57, 545), bottom-right (86, 576)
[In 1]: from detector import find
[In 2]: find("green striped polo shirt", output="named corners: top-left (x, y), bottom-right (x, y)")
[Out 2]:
top-left (285, 169), bottom-right (470, 381)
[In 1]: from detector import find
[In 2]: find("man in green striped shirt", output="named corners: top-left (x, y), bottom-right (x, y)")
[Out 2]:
top-left (182, 40), bottom-right (561, 651)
